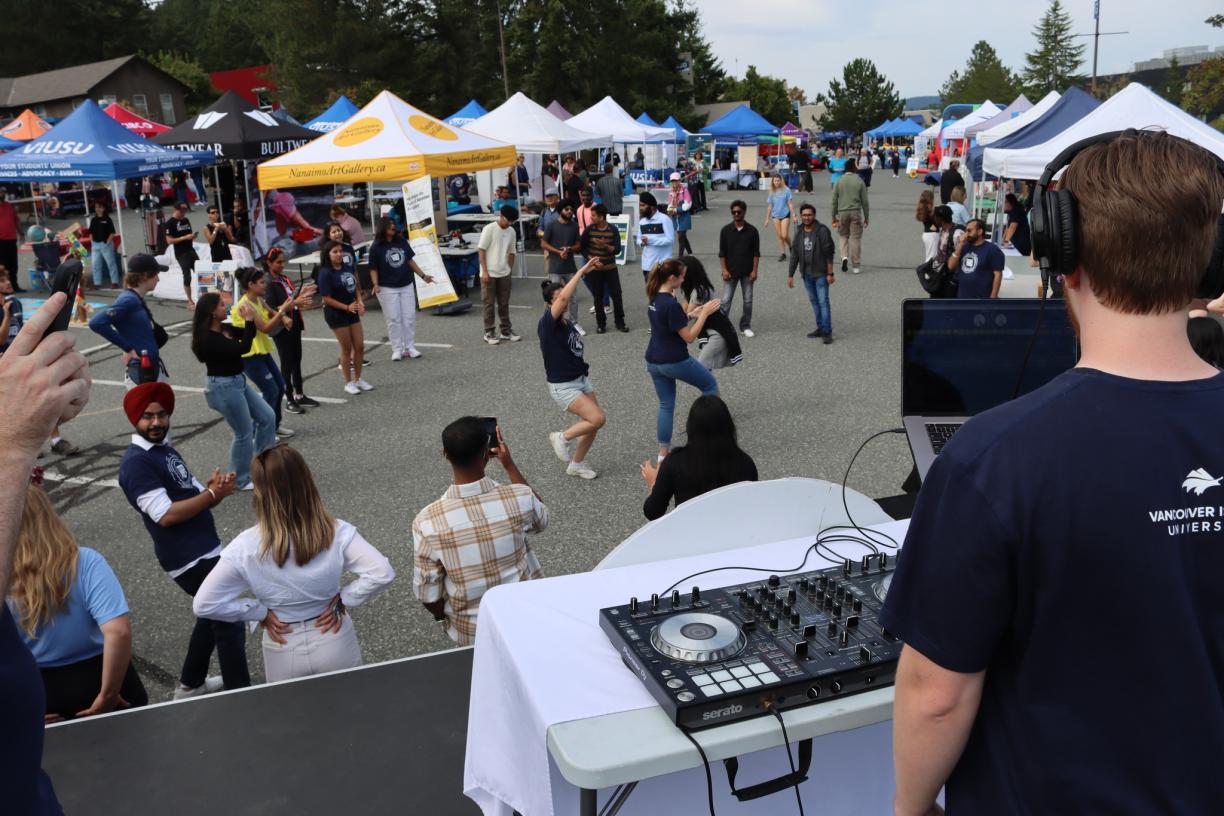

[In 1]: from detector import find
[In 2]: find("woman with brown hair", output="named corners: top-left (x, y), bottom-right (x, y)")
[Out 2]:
top-left (193, 445), bottom-right (394, 682)
top-left (915, 189), bottom-right (936, 232)
top-left (10, 484), bottom-right (148, 720)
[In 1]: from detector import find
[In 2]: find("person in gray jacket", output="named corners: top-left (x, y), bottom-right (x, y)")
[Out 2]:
top-left (786, 202), bottom-right (836, 343)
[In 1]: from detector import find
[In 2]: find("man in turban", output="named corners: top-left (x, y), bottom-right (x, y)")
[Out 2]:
top-left (117, 383), bottom-right (251, 697)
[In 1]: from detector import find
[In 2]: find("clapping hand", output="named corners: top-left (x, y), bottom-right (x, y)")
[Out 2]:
top-left (640, 459), bottom-right (659, 488)
top-left (236, 301), bottom-right (257, 321)
top-left (700, 299), bottom-right (722, 316)
top-left (205, 468), bottom-right (237, 500)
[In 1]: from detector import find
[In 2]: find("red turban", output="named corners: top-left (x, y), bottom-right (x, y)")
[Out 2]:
top-left (123, 382), bottom-right (175, 426)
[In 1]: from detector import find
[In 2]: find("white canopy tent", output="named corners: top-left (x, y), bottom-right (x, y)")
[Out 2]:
top-left (965, 95), bottom-right (1032, 141)
top-left (983, 83), bottom-right (1224, 180)
top-left (976, 91), bottom-right (1060, 146)
top-left (568, 96), bottom-right (674, 170)
top-left (940, 101), bottom-right (1003, 141)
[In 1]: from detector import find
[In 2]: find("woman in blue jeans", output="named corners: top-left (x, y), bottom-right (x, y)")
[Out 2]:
top-left (190, 293), bottom-right (276, 489)
top-left (644, 259), bottom-right (724, 460)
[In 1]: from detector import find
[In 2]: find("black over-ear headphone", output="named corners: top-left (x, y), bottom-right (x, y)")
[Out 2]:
top-left (1031, 129), bottom-right (1224, 299)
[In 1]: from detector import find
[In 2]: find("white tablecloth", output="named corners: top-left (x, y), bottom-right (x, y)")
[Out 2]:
top-left (463, 520), bottom-right (910, 816)
top-left (151, 243), bottom-right (254, 301)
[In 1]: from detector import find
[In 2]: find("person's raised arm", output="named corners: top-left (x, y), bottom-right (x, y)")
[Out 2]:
top-left (550, 259), bottom-right (596, 320)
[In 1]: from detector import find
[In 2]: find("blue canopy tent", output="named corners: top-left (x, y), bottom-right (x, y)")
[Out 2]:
top-left (968, 87), bottom-right (1100, 181)
top-left (271, 108), bottom-right (304, 127)
top-left (0, 134), bottom-right (21, 151)
top-left (0, 99), bottom-right (214, 263)
top-left (705, 104), bottom-right (780, 139)
top-left (444, 99), bottom-right (488, 128)
top-left (306, 95), bottom-right (360, 133)
top-left (890, 119), bottom-right (924, 138)
top-left (659, 115), bottom-right (689, 144)
top-left (635, 112), bottom-right (661, 127)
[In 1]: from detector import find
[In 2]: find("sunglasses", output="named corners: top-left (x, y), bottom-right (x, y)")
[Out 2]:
top-left (731, 209), bottom-right (745, 215)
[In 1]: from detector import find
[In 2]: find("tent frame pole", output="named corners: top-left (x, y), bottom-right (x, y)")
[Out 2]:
top-left (112, 179), bottom-right (127, 268)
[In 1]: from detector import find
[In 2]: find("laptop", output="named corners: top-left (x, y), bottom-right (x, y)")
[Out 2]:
top-left (903, 299), bottom-right (1078, 480)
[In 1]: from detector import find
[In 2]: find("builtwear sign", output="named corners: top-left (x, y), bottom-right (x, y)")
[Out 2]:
top-left (256, 90), bottom-right (515, 189)
top-left (154, 89), bottom-right (319, 161)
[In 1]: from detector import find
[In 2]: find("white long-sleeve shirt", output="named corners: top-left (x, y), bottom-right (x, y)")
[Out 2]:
top-left (193, 519), bottom-right (395, 623)
top-left (634, 210), bottom-right (675, 273)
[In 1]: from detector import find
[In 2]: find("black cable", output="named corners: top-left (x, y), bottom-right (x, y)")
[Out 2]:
top-left (1011, 293), bottom-right (1048, 401)
top-left (679, 726), bottom-right (717, 816)
top-left (840, 428), bottom-right (906, 551)
top-left (769, 706), bottom-right (806, 816)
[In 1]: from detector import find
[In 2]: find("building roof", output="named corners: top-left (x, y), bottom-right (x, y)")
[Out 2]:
top-left (0, 55), bottom-right (186, 109)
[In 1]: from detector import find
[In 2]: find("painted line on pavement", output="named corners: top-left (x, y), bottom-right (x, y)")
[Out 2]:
top-left (80, 321), bottom-right (190, 356)
top-left (299, 337), bottom-right (454, 349)
top-left (91, 379), bottom-right (348, 405)
top-left (41, 471), bottom-right (121, 489)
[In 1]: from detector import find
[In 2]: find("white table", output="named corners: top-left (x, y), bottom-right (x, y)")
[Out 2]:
top-left (464, 520), bottom-right (909, 816)
top-left (286, 240), bottom-right (372, 269)
top-left (447, 212), bottom-right (539, 227)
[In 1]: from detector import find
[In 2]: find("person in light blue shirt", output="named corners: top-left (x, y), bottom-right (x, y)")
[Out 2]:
top-left (764, 174), bottom-right (795, 261)
top-left (828, 148), bottom-right (848, 186)
top-left (633, 192), bottom-right (675, 279)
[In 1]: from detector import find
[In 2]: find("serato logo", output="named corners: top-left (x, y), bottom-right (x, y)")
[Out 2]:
top-left (702, 704), bottom-right (743, 721)
top-left (1182, 468), bottom-right (1223, 496)
top-left (244, 110), bottom-right (279, 128)
top-left (193, 111), bottom-right (228, 130)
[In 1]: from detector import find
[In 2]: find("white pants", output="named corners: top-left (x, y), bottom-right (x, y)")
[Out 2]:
top-left (375, 285), bottom-right (417, 354)
top-left (261, 613), bottom-right (363, 682)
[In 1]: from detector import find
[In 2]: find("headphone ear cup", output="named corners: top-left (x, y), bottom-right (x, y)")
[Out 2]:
top-left (1053, 189), bottom-right (1078, 276)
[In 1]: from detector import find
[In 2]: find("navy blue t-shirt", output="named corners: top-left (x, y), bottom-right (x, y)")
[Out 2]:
top-left (2, 294), bottom-right (23, 351)
top-left (537, 308), bottom-right (589, 383)
top-left (955, 240), bottom-right (1005, 299)
top-left (0, 606), bottom-right (62, 814)
top-left (881, 368), bottom-right (1224, 814)
top-left (645, 292), bottom-right (690, 364)
top-left (118, 441), bottom-right (221, 573)
top-left (1006, 207), bottom-right (1031, 256)
top-left (318, 265), bottom-right (358, 306)
top-left (368, 236), bottom-right (416, 289)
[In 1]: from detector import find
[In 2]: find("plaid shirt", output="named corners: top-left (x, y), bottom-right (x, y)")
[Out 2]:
top-left (412, 477), bottom-right (548, 645)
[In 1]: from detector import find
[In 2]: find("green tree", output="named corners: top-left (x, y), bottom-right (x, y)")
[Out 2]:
top-left (1184, 58), bottom-right (1224, 119)
top-left (1022, 0), bottom-right (1086, 95)
top-left (0, 0), bottom-right (152, 76)
top-left (149, 0), bottom-right (270, 73)
top-left (818, 58), bottom-right (903, 135)
top-left (721, 66), bottom-right (791, 126)
top-left (1156, 56), bottom-right (1184, 104)
top-left (143, 51), bottom-right (214, 113)
top-left (939, 41), bottom-right (1022, 106)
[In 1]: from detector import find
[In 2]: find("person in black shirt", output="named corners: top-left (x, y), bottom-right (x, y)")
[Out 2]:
top-left (580, 204), bottom-right (628, 334)
top-left (229, 196), bottom-right (250, 247)
top-left (641, 395), bottom-right (756, 519)
top-left (539, 260), bottom-right (606, 480)
top-left (679, 256), bottom-right (742, 368)
top-left (263, 248), bottom-right (319, 412)
top-left (717, 200), bottom-right (761, 335)
top-left (204, 205), bottom-right (235, 262)
top-left (1001, 193), bottom-right (1031, 257)
top-left (939, 159), bottom-right (964, 204)
top-left (87, 201), bottom-right (120, 288)
top-left (165, 201), bottom-right (198, 307)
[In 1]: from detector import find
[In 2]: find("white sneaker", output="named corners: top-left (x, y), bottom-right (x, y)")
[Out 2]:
top-left (391, 350), bottom-right (403, 362)
top-left (852, 268), bottom-right (861, 275)
top-left (500, 331), bottom-right (521, 342)
top-left (549, 431), bottom-right (573, 463)
top-left (344, 381), bottom-right (361, 395)
top-left (173, 675), bottom-right (224, 700)
top-left (355, 378), bottom-right (374, 391)
top-left (743, 328), bottom-right (756, 338)
top-left (574, 324), bottom-right (586, 336)
top-left (238, 481), bottom-right (255, 491)
top-left (484, 333), bottom-right (500, 345)
top-left (566, 459), bottom-right (598, 480)
top-left (276, 425), bottom-right (295, 438)
top-left (406, 346), bottom-right (422, 358)
top-left (588, 305), bottom-right (597, 314)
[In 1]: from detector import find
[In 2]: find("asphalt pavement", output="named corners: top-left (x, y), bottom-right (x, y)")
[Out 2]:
top-left (31, 172), bottom-right (929, 698)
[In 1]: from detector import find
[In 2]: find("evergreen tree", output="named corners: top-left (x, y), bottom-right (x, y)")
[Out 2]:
top-left (819, 58), bottom-right (903, 135)
top-left (1022, 0), bottom-right (1086, 95)
top-left (940, 41), bottom-right (1022, 106)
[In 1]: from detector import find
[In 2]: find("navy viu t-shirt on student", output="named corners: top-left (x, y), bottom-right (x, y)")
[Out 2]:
top-left (368, 237), bottom-right (416, 288)
top-left (955, 241), bottom-right (1005, 298)
top-left (881, 368), bottom-right (1224, 814)
top-left (537, 309), bottom-right (589, 383)
top-left (645, 292), bottom-right (689, 364)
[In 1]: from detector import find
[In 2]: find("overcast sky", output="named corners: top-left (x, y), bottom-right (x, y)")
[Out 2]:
top-left (699, 0), bottom-right (1223, 102)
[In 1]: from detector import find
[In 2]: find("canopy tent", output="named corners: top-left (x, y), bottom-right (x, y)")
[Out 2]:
top-left (464, 92), bottom-right (610, 153)
top-left (660, 116), bottom-right (691, 144)
top-left (0, 135), bottom-right (21, 151)
top-left (977, 87), bottom-right (1101, 178)
top-left (984, 82), bottom-right (1224, 180)
top-left (864, 119), bottom-right (891, 137)
top-left (545, 100), bottom-right (572, 120)
top-left (154, 90), bottom-right (318, 161)
top-left (102, 103), bottom-right (170, 138)
top-left (704, 104), bottom-right (780, 138)
top-left (271, 108), bottom-right (304, 127)
top-left (567, 96), bottom-right (674, 143)
top-left (445, 99), bottom-right (489, 128)
top-left (816, 130), bottom-right (851, 142)
top-left (305, 95), bottom-right (360, 133)
top-left (0, 109), bottom-right (51, 142)
top-left (257, 89), bottom-right (516, 189)
top-left (635, 112), bottom-right (661, 127)
top-left (920, 120), bottom-right (943, 139)
top-left (889, 119), bottom-right (924, 138)
top-left (964, 95), bottom-right (1032, 141)
top-left (781, 122), bottom-right (808, 142)
top-left (939, 101), bottom-right (1003, 141)
top-left (976, 91), bottom-right (1059, 146)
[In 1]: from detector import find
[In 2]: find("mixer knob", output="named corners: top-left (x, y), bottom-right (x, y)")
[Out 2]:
top-left (859, 646), bottom-right (872, 663)
top-left (818, 575), bottom-right (829, 590)
top-left (879, 554), bottom-right (889, 571)
top-left (768, 614), bottom-right (779, 630)
top-left (758, 585), bottom-right (770, 597)
top-left (742, 617), bottom-right (757, 632)
top-left (629, 596), bottom-right (639, 614)
top-left (833, 602), bottom-right (842, 618)
top-left (650, 593), bottom-right (659, 611)
top-left (782, 603), bottom-right (793, 617)
top-left (794, 640), bottom-right (809, 659)
top-left (815, 589), bottom-right (825, 602)
top-left (786, 588), bottom-right (797, 604)
top-left (831, 680), bottom-right (843, 693)
top-left (671, 590), bottom-right (681, 607)
top-left (846, 615), bottom-right (860, 628)
top-left (862, 555), bottom-right (872, 572)
top-left (768, 574), bottom-right (781, 588)
top-left (853, 598), bottom-right (863, 613)
top-left (802, 624), bottom-right (816, 638)
top-left (881, 627), bottom-right (896, 641)
top-left (843, 559), bottom-right (852, 576)
top-left (775, 595), bottom-right (785, 609)
top-left (691, 586), bottom-right (701, 603)
top-left (799, 577), bottom-right (810, 591)
top-left (839, 630), bottom-right (849, 648)
top-left (824, 595), bottom-right (833, 610)
top-left (827, 622), bottom-right (838, 637)
top-left (790, 611), bottom-right (800, 626)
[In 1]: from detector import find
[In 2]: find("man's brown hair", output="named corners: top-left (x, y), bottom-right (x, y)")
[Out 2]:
top-left (1061, 131), bottom-right (1224, 314)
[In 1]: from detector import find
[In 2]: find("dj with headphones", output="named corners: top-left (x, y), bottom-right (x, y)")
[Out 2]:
top-left (880, 130), bottom-right (1224, 815)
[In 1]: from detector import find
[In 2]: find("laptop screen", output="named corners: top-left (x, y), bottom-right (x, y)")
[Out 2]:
top-left (902, 299), bottom-right (1079, 416)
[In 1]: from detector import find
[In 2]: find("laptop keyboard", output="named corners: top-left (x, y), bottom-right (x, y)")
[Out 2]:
top-left (925, 423), bottom-right (961, 454)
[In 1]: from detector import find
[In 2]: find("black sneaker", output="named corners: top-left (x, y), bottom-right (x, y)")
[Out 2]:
top-left (823, 334), bottom-right (834, 345)
top-left (596, 326), bottom-right (607, 334)
top-left (806, 329), bottom-right (824, 338)
top-left (297, 395), bottom-right (320, 408)
top-left (284, 399), bottom-right (304, 415)
top-left (778, 253), bottom-right (786, 262)
top-left (841, 257), bottom-right (848, 273)
top-left (617, 325), bottom-right (630, 333)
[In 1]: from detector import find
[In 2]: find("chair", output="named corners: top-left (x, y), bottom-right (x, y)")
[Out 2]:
top-left (595, 477), bottom-right (893, 571)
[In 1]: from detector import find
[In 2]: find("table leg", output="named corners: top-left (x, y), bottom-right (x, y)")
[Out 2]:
top-left (580, 787), bottom-right (597, 816)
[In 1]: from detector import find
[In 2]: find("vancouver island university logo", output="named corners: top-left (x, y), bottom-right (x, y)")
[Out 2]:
top-left (1182, 468), bottom-right (1223, 496)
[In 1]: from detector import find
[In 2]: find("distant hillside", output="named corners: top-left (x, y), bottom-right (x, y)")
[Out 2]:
top-left (905, 95), bottom-right (940, 110)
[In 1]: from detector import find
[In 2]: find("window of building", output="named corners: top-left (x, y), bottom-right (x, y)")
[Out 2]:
top-left (32, 104), bottom-right (47, 118)
top-left (99, 95), bottom-right (117, 106)
top-left (132, 94), bottom-right (149, 118)
top-left (160, 93), bottom-right (176, 125)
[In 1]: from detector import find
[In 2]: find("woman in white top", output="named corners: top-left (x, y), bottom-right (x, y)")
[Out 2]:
top-left (193, 445), bottom-right (395, 682)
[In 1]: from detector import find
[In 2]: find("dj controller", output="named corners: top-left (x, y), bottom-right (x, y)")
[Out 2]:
top-left (599, 554), bottom-right (901, 730)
